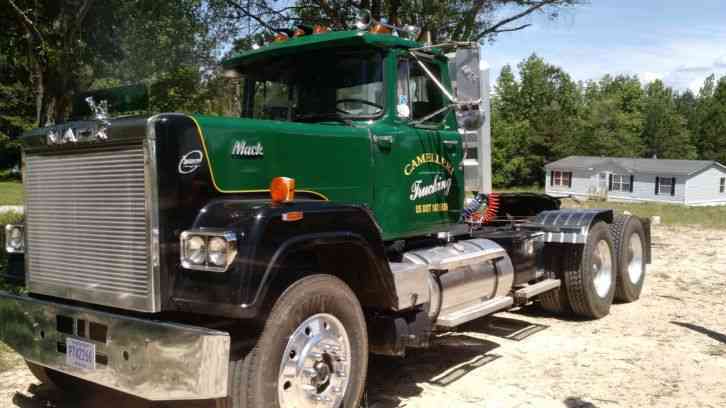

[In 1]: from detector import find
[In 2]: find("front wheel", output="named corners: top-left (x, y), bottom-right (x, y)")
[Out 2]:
top-left (226, 275), bottom-right (368, 408)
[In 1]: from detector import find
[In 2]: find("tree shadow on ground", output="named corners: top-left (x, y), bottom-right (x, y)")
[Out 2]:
top-left (671, 321), bottom-right (726, 344)
top-left (563, 396), bottom-right (599, 407)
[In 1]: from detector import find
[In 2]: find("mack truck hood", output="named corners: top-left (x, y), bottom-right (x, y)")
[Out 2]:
top-left (183, 115), bottom-right (374, 204)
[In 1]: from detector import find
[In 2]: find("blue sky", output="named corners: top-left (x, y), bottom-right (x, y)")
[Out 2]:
top-left (482, 0), bottom-right (726, 92)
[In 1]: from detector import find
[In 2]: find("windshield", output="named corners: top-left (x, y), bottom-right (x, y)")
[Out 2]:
top-left (239, 49), bottom-right (384, 122)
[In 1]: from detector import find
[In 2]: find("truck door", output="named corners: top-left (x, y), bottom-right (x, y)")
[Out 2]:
top-left (371, 55), bottom-right (463, 240)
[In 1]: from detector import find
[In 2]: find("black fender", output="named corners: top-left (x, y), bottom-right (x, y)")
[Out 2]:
top-left (170, 199), bottom-right (397, 319)
top-left (521, 209), bottom-right (614, 244)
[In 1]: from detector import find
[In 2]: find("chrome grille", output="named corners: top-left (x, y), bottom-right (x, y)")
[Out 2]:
top-left (24, 146), bottom-right (155, 311)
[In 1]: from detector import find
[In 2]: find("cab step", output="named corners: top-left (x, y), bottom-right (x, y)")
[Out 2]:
top-left (436, 296), bottom-right (514, 328)
top-left (513, 279), bottom-right (561, 305)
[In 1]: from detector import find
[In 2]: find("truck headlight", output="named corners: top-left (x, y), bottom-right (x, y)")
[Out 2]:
top-left (180, 231), bottom-right (237, 272)
top-left (184, 236), bottom-right (207, 265)
top-left (4, 224), bottom-right (25, 254)
top-left (207, 237), bottom-right (228, 267)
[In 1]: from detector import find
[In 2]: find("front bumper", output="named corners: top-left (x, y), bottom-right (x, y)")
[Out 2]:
top-left (0, 292), bottom-right (230, 400)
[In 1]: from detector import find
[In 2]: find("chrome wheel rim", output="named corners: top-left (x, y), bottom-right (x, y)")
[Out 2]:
top-left (627, 233), bottom-right (644, 284)
top-left (592, 240), bottom-right (613, 298)
top-left (278, 313), bottom-right (351, 408)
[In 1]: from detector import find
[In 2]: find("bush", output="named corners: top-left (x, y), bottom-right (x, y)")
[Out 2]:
top-left (0, 168), bottom-right (21, 182)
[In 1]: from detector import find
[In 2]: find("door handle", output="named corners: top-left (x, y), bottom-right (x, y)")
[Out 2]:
top-left (373, 135), bottom-right (394, 149)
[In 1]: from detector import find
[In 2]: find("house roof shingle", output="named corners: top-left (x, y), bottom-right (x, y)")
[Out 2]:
top-left (544, 156), bottom-right (725, 176)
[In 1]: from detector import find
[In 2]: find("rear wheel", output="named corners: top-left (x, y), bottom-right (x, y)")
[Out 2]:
top-left (225, 275), bottom-right (368, 408)
top-left (609, 215), bottom-right (647, 302)
top-left (562, 221), bottom-right (616, 319)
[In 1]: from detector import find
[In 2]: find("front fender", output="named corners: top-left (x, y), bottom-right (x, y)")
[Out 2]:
top-left (171, 200), bottom-right (397, 319)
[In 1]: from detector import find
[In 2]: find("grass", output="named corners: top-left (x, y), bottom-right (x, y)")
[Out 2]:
top-left (0, 182), bottom-right (23, 206)
top-left (563, 198), bottom-right (726, 229)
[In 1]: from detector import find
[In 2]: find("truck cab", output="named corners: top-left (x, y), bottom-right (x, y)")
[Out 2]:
top-left (1, 17), bottom-right (651, 408)
top-left (207, 30), bottom-right (465, 240)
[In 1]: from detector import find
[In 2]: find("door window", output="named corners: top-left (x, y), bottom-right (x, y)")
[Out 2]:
top-left (397, 58), bottom-right (446, 124)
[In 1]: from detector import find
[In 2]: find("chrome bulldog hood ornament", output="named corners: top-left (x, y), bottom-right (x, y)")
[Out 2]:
top-left (86, 96), bottom-right (111, 140)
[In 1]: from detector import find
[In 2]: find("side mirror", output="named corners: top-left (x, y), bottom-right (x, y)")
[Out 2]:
top-left (452, 46), bottom-right (484, 131)
top-left (456, 105), bottom-right (484, 131)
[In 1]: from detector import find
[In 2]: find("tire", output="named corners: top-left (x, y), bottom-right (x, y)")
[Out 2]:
top-left (609, 215), bottom-right (647, 302)
top-left (538, 244), bottom-right (572, 314)
top-left (562, 221), bottom-right (616, 319)
top-left (225, 275), bottom-right (368, 408)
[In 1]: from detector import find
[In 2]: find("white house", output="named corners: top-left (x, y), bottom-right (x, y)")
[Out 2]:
top-left (544, 156), bottom-right (726, 206)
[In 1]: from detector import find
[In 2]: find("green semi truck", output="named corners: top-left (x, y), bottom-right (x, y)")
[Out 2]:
top-left (0, 11), bottom-right (650, 408)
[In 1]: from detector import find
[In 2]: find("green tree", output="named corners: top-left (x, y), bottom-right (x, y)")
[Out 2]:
top-left (641, 80), bottom-right (696, 159)
top-left (3, 0), bottom-right (221, 125)
top-left (698, 76), bottom-right (726, 164)
top-left (576, 75), bottom-right (645, 157)
top-left (491, 55), bottom-right (581, 186)
top-left (211, 0), bottom-right (584, 46)
top-left (0, 7), bottom-right (35, 170)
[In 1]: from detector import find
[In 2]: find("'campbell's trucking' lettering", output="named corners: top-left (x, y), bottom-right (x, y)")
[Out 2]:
top-left (404, 153), bottom-right (454, 176)
top-left (410, 175), bottom-right (452, 201)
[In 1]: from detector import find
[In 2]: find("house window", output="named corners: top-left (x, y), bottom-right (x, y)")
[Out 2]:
top-left (720, 177), bottom-right (725, 193)
top-left (610, 175), bottom-right (632, 192)
top-left (551, 171), bottom-right (572, 187)
top-left (656, 177), bottom-right (675, 195)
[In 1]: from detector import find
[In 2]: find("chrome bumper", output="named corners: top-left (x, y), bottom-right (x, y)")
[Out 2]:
top-left (0, 292), bottom-right (230, 400)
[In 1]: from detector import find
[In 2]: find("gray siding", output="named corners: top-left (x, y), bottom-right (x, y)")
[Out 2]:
top-left (608, 173), bottom-right (686, 204)
top-left (685, 165), bottom-right (726, 206)
top-left (545, 169), bottom-right (595, 197)
top-left (544, 167), bottom-right (688, 204)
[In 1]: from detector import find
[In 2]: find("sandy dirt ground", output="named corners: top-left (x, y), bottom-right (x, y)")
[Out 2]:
top-left (1, 225), bottom-right (725, 408)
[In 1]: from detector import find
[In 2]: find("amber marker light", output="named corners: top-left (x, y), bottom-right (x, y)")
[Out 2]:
top-left (282, 211), bottom-right (304, 222)
top-left (270, 177), bottom-right (296, 203)
top-left (314, 25), bottom-right (330, 34)
top-left (293, 27), bottom-right (306, 37)
top-left (370, 23), bottom-right (392, 34)
top-left (274, 32), bottom-right (289, 42)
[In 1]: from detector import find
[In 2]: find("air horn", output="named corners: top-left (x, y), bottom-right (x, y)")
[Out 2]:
top-left (354, 9), bottom-right (421, 40)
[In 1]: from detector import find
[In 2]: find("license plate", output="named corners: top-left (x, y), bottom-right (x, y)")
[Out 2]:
top-left (66, 337), bottom-right (96, 370)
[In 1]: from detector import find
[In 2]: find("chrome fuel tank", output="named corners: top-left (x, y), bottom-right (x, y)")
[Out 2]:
top-left (403, 239), bottom-right (514, 321)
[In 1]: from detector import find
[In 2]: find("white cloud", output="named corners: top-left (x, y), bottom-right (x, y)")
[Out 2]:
top-left (640, 72), bottom-right (663, 84)
top-left (484, 6), bottom-right (726, 93)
